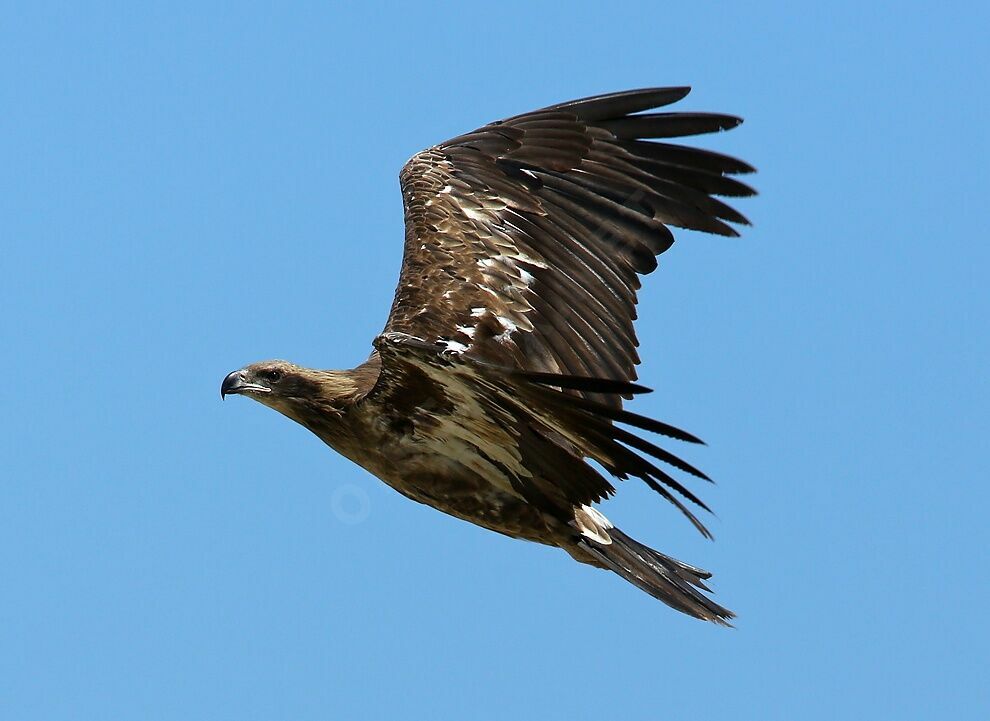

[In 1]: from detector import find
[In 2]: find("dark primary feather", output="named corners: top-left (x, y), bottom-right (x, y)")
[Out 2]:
top-left (545, 86), bottom-right (692, 119)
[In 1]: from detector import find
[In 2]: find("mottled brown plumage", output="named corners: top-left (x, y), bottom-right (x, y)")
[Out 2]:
top-left (222, 87), bottom-right (755, 624)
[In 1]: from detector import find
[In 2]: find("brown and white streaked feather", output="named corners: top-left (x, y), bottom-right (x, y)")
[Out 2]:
top-left (383, 86), bottom-right (754, 408)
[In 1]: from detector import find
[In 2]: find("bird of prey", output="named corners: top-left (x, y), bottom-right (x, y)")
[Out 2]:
top-left (221, 87), bottom-right (754, 623)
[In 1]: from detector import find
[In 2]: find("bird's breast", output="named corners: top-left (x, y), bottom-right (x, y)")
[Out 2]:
top-left (316, 405), bottom-right (554, 544)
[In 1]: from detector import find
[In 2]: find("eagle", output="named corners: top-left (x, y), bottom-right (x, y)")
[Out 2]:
top-left (221, 87), bottom-right (754, 624)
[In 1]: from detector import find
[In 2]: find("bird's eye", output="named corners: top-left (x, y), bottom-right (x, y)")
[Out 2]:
top-left (263, 368), bottom-right (282, 382)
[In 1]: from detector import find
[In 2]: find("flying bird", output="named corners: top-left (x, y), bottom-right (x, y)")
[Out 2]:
top-left (221, 87), bottom-right (754, 623)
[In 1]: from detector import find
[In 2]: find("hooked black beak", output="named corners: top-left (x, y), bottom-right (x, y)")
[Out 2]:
top-left (221, 369), bottom-right (271, 399)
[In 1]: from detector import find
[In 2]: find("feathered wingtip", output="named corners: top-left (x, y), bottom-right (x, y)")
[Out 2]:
top-left (512, 368), bottom-right (717, 539)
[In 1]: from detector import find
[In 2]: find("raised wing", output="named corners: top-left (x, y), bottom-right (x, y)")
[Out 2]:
top-left (383, 87), bottom-right (754, 407)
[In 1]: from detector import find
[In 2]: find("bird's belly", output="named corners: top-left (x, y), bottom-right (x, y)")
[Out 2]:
top-left (364, 443), bottom-right (557, 545)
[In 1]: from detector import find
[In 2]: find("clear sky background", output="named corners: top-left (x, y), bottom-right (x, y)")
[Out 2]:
top-left (2, 3), bottom-right (988, 720)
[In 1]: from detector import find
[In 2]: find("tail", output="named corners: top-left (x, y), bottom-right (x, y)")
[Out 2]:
top-left (578, 527), bottom-right (735, 625)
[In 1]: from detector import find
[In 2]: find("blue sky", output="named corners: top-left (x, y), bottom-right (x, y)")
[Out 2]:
top-left (2, 3), bottom-right (988, 720)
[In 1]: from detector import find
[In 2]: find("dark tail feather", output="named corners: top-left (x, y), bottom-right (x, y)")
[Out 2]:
top-left (579, 527), bottom-right (734, 625)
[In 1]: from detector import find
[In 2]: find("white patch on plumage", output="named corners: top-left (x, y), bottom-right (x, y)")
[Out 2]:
top-left (443, 340), bottom-right (469, 353)
top-left (477, 253), bottom-right (546, 283)
top-left (497, 316), bottom-right (518, 333)
top-left (455, 309), bottom-right (490, 343)
top-left (472, 251), bottom-right (544, 343)
top-left (493, 316), bottom-right (519, 344)
top-left (407, 356), bottom-right (532, 500)
top-left (583, 505), bottom-right (613, 529)
top-left (574, 505), bottom-right (614, 545)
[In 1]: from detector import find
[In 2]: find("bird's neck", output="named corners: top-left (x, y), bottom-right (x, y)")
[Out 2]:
top-left (281, 355), bottom-right (382, 437)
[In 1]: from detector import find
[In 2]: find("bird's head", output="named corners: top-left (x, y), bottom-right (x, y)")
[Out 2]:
top-left (221, 360), bottom-right (324, 419)
top-left (221, 360), bottom-right (363, 426)
top-left (221, 360), bottom-right (306, 399)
